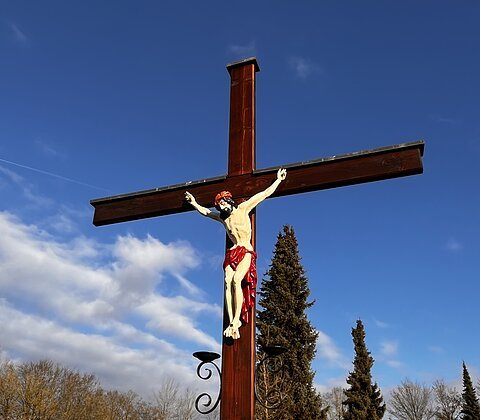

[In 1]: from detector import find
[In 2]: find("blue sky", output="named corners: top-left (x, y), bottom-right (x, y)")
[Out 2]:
top-left (1, 0), bottom-right (479, 399)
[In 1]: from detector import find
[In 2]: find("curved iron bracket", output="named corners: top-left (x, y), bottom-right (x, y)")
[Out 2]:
top-left (193, 351), bottom-right (222, 415)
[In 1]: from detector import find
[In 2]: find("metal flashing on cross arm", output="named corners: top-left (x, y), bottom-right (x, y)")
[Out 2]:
top-left (254, 140), bottom-right (425, 175)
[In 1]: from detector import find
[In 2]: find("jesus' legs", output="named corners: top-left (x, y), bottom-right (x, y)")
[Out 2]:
top-left (229, 253), bottom-right (252, 339)
top-left (223, 266), bottom-right (235, 337)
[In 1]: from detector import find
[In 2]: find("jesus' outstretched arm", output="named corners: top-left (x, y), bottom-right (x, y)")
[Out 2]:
top-left (184, 191), bottom-right (221, 221)
top-left (241, 168), bottom-right (287, 213)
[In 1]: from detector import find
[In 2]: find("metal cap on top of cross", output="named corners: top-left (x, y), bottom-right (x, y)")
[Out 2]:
top-left (91, 57), bottom-right (424, 419)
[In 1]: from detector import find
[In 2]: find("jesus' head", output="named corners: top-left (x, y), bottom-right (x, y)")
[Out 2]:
top-left (215, 191), bottom-right (236, 219)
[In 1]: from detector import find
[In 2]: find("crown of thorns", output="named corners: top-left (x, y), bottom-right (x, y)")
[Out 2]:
top-left (214, 191), bottom-right (233, 208)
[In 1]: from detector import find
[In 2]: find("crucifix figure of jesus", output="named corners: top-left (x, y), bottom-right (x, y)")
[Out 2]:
top-left (91, 57), bottom-right (424, 419)
top-left (185, 168), bottom-right (287, 339)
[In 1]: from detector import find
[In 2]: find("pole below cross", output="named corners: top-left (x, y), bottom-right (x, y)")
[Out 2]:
top-left (90, 57), bottom-right (424, 420)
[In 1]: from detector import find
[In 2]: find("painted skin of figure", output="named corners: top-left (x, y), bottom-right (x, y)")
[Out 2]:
top-left (185, 168), bottom-right (287, 339)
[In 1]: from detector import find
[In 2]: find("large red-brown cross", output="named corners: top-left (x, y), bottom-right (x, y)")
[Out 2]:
top-left (91, 57), bottom-right (424, 419)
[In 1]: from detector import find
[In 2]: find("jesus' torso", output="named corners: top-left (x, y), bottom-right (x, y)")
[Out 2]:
top-left (222, 205), bottom-right (253, 251)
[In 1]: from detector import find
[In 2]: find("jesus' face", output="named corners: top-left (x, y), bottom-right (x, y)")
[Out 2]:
top-left (218, 199), bottom-right (234, 219)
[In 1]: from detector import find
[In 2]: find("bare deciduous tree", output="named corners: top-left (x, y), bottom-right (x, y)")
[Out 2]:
top-left (322, 386), bottom-right (345, 420)
top-left (388, 379), bottom-right (435, 420)
top-left (0, 358), bottom-right (200, 419)
top-left (432, 379), bottom-right (461, 420)
top-left (153, 378), bottom-right (198, 420)
top-left (0, 361), bottom-right (20, 418)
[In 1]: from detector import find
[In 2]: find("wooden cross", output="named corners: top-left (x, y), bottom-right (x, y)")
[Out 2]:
top-left (91, 57), bottom-right (424, 420)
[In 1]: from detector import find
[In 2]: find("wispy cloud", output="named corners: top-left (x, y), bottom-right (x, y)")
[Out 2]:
top-left (0, 211), bottom-right (222, 396)
top-left (7, 22), bottom-right (28, 45)
top-left (315, 375), bottom-right (348, 394)
top-left (429, 114), bottom-right (459, 124)
top-left (288, 56), bottom-right (320, 79)
top-left (386, 360), bottom-right (404, 368)
top-left (35, 139), bottom-right (67, 160)
top-left (380, 340), bottom-right (399, 357)
top-left (0, 165), bottom-right (53, 207)
top-left (446, 237), bottom-right (463, 252)
top-left (428, 345), bottom-right (445, 354)
top-left (379, 339), bottom-right (403, 369)
top-left (40, 205), bottom-right (91, 235)
top-left (227, 41), bottom-right (256, 57)
top-left (373, 317), bottom-right (389, 328)
top-left (316, 330), bottom-right (349, 369)
top-left (0, 165), bottom-right (23, 184)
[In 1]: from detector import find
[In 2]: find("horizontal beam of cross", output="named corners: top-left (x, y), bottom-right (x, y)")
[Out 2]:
top-left (90, 140), bottom-right (424, 226)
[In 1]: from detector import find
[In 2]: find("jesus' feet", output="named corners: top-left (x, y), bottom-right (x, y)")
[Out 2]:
top-left (223, 325), bottom-right (232, 337)
top-left (223, 320), bottom-right (242, 339)
top-left (230, 319), bottom-right (242, 339)
top-left (231, 327), bottom-right (240, 339)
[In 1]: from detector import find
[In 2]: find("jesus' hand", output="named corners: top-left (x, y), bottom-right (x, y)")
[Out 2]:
top-left (184, 191), bottom-right (196, 204)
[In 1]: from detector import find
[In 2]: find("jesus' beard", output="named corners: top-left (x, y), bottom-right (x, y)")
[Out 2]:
top-left (220, 206), bottom-right (233, 220)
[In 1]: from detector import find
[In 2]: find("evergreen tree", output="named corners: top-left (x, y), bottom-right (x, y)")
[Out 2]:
top-left (256, 225), bottom-right (326, 420)
top-left (461, 362), bottom-right (480, 420)
top-left (343, 320), bottom-right (385, 420)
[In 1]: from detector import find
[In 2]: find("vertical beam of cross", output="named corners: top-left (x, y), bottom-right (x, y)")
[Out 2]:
top-left (220, 57), bottom-right (259, 420)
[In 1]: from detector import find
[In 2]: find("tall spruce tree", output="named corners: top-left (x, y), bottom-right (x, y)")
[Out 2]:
top-left (461, 362), bottom-right (480, 420)
top-left (256, 225), bottom-right (326, 420)
top-left (343, 319), bottom-right (385, 420)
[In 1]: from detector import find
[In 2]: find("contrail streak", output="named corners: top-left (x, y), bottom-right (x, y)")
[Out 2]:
top-left (0, 157), bottom-right (113, 193)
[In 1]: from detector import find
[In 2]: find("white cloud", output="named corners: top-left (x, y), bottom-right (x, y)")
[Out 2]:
top-left (0, 165), bottom-right (53, 207)
top-left (386, 360), bottom-right (404, 368)
top-left (380, 340), bottom-right (398, 357)
top-left (378, 339), bottom-right (403, 369)
top-left (288, 56), bottom-right (320, 79)
top-left (428, 114), bottom-right (459, 124)
top-left (0, 165), bottom-right (23, 184)
top-left (113, 234), bottom-right (199, 277)
top-left (315, 375), bottom-right (347, 394)
top-left (427, 345), bottom-right (445, 354)
top-left (38, 204), bottom-right (92, 236)
top-left (137, 295), bottom-right (220, 349)
top-left (41, 209), bottom-right (82, 235)
top-left (34, 139), bottom-right (67, 159)
top-left (316, 330), bottom-right (349, 369)
top-left (173, 273), bottom-right (204, 296)
top-left (0, 302), bottom-right (198, 397)
top-left (0, 211), bottom-right (221, 397)
top-left (227, 41), bottom-right (256, 57)
top-left (373, 318), bottom-right (389, 328)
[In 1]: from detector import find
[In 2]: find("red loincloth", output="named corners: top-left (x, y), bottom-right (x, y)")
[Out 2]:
top-left (223, 246), bottom-right (257, 324)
